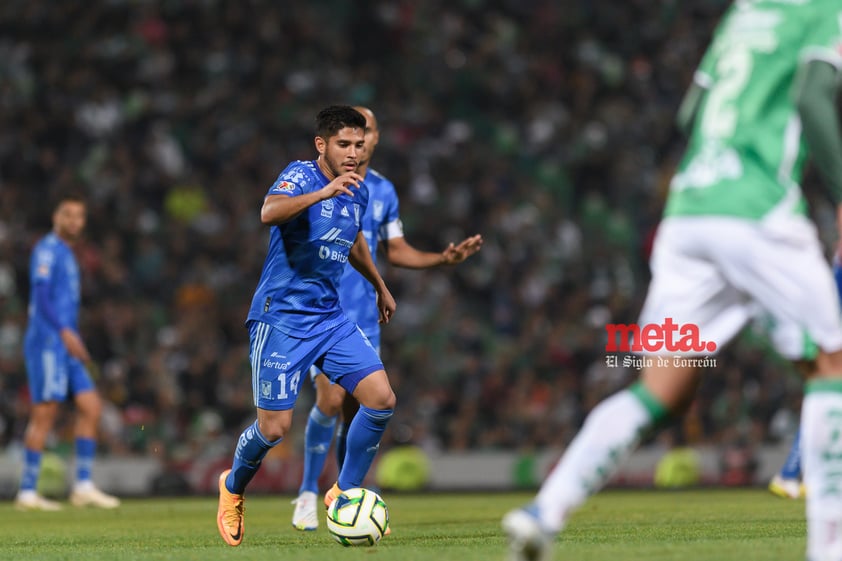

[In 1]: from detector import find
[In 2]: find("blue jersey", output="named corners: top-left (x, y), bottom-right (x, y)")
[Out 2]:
top-left (338, 168), bottom-right (402, 344)
top-left (247, 160), bottom-right (369, 336)
top-left (26, 232), bottom-right (80, 339)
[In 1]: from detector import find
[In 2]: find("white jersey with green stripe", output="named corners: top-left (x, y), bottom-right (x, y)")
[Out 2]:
top-left (666, 0), bottom-right (842, 220)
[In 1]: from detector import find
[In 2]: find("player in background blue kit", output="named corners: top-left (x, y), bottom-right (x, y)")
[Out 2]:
top-left (291, 106), bottom-right (483, 531)
top-left (16, 193), bottom-right (120, 511)
top-left (216, 106), bottom-right (398, 547)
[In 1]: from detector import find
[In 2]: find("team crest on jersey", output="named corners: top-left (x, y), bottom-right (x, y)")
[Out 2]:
top-left (260, 380), bottom-right (272, 398)
top-left (321, 199), bottom-right (334, 218)
top-left (273, 181), bottom-right (295, 193)
top-left (373, 200), bottom-right (384, 221)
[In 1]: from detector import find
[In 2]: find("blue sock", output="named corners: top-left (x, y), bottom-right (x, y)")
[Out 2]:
top-left (780, 428), bottom-right (801, 479)
top-left (20, 448), bottom-right (42, 492)
top-left (299, 406), bottom-right (337, 494)
top-left (337, 406), bottom-right (392, 490)
top-left (75, 437), bottom-right (96, 482)
top-left (226, 421), bottom-right (279, 494)
top-left (335, 421), bottom-right (351, 472)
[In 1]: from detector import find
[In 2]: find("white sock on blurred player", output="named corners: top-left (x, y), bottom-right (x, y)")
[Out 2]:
top-left (534, 384), bottom-right (666, 532)
top-left (802, 384), bottom-right (842, 561)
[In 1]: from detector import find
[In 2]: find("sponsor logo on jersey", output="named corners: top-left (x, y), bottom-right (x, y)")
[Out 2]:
top-left (319, 227), bottom-right (354, 247)
top-left (341, 206), bottom-right (350, 217)
top-left (273, 181), bottom-right (295, 193)
top-left (262, 357), bottom-right (290, 370)
top-left (318, 245), bottom-right (349, 263)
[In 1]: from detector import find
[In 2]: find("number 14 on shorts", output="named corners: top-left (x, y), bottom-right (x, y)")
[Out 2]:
top-left (260, 370), bottom-right (301, 400)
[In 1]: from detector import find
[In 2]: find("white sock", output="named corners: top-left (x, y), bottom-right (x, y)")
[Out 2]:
top-left (802, 385), bottom-right (842, 561)
top-left (74, 480), bottom-right (94, 492)
top-left (535, 388), bottom-right (659, 532)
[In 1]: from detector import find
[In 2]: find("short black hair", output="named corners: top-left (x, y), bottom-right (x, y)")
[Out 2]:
top-left (51, 190), bottom-right (86, 212)
top-left (315, 105), bottom-right (366, 139)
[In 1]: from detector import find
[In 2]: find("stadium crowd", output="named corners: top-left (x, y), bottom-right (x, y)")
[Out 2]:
top-left (0, 0), bottom-right (821, 472)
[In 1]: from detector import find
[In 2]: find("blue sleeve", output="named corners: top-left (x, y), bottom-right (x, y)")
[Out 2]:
top-left (385, 182), bottom-right (400, 223)
top-left (34, 281), bottom-right (67, 331)
top-left (268, 161), bottom-right (309, 197)
top-left (378, 180), bottom-right (404, 242)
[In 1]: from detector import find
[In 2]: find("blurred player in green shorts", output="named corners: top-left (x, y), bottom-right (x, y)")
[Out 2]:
top-left (504, 2), bottom-right (842, 560)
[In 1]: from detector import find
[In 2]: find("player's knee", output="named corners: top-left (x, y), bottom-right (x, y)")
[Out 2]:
top-left (353, 370), bottom-right (396, 410)
top-left (30, 403), bottom-right (59, 428)
top-left (317, 385), bottom-right (346, 416)
top-left (26, 417), bottom-right (53, 440)
top-left (76, 392), bottom-right (102, 421)
top-left (367, 388), bottom-right (395, 411)
top-left (317, 401), bottom-right (342, 417)
top-left (258, 416), bottom-right (292, 442)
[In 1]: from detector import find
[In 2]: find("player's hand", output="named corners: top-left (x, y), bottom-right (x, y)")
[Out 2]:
top-left (60, 327), bottom-right (91, 363)
top-left (320, 172), bottom-right (364, 200)
top-left (376, 287), bottom-right (396, 325)
top-left (441, 234), bottom-right (483, 265)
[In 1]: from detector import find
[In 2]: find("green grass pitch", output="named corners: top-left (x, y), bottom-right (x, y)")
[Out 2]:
top-left (0, 489), bottom-right (805, 560)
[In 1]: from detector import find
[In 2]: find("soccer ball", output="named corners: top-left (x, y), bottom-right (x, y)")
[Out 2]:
top-left (326, 487), bottom-right (389, 546)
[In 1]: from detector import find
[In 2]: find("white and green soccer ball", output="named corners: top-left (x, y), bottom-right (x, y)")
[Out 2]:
top-left (326, 487), bottom-right (389, 546)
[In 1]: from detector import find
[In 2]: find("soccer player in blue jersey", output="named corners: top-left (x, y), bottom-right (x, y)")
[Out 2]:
top-left (291, 106), bottom-right (483, 531)
top-left (216, 105), bottom-right (398, 547)
top-left (16, 193), bottom-right (120, 511)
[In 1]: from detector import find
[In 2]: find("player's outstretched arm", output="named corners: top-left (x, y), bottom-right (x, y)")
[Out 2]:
top-left (795, 59), bottom-right (842, 206)
top-left (261, 172), bottom-right (364, 225)
top-left (440, 233), bottom-right (483, 265)
top-left (385, 233), bottom-right (483, 269)
top-left (350, 232), bottom-right (396, 324)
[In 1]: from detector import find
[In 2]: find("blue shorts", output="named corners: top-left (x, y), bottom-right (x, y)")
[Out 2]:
top-left (309, 337), bottom-right (381, 383)
top-left (357, 324), bottom-right (381, 355)
top-left (24, 334), bottom-right (95, 404)
top-left (249, 319), bottom-right (383, 411)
